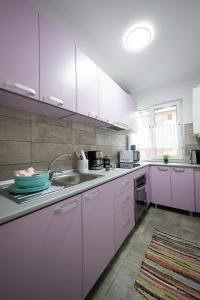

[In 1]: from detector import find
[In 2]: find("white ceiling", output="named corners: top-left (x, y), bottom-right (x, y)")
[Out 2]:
top-left (32, 0), bottom-right (200, 95)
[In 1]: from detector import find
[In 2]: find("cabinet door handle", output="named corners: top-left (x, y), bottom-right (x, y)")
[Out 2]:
top-left (123, 218), bottom-right (131, 227)
top-left (158, 167), bottom-right (168, 172)
top-left (122, 181), bottom-right (130, 187)
top-left (136, 186), bottom-right (145, 192)
top-left (43, 96), bottom-right (63, 107)
top-left (3, 80), bottom-right (36, 96)
top-left (116, 121), bottom-right (129, 128)
top-left (54, 202), bottom-right (78, 215)
top-left (173, 168), bottom-right (185, 173)
top-left (122, 195), bottom-right (130, 204)
top-left (98, 115), bottom-right (108, 122)
top-left (88, 112), bottom-right (98, 119)
top-left (84, 190), bottom-right (100, 200)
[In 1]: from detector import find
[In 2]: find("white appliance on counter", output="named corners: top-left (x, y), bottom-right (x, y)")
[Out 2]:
top-left (119, 150), bottom-right (140, 168)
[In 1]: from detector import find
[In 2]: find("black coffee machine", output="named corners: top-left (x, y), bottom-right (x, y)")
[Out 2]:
top-left (87, 151), bottom-right (103, 170)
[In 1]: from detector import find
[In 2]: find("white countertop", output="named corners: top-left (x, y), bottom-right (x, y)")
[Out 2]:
top-left (0, 161), bottom-right (199, 225)
top-left (147, 161), bottom-right (200, 168)
top-left (0, 164), bottom-right (148, 225)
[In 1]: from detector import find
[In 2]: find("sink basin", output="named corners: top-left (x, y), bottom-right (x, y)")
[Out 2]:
top-left (51, 172), bottom-right (103, 188)
top-left (0, 172), bottom-right (104, 205)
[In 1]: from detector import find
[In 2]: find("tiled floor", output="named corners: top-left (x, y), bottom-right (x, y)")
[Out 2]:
top-left (86, 206), bottom-right (200, 300)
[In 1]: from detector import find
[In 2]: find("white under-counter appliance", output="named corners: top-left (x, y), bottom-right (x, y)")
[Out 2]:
top-left (134, 174), bottom-right (148, 223)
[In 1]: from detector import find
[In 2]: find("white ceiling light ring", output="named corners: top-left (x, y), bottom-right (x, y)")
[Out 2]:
top-left (123, 23), bottom-right (154, 52)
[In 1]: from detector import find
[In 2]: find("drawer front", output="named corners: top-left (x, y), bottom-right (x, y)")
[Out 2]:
top-left (114, 173), bottom-right (133, 195)
top-left (115, 205), bottom-right (133, 252)
top-left (114, 187), bottom-right (134, 215)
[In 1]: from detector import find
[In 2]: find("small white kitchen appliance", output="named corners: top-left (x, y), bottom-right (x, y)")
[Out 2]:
top-left (119, 150), bottom-right (140, 168)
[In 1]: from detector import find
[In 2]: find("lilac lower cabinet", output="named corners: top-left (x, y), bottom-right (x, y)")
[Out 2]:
top-left (194, 169), bottom-right (200, 212)
top-left (171, 167), bottom-right (195, 212)
top-left (82, 182), bottom-right (115, 298)
top-left (150, 166), bottom-right (171, 207)
top-left (0, 195), bottom-right (82, 300)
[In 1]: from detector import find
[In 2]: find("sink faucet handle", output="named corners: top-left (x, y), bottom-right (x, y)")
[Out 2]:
top-left (49, 170), bottom-right (63, 180)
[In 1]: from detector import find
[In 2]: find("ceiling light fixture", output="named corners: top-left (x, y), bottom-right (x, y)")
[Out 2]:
top-left (123, 23), bottom-right (154, 52)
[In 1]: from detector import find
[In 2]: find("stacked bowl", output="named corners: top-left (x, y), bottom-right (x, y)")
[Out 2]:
top-left (8, 172), bottom-right (50, 194)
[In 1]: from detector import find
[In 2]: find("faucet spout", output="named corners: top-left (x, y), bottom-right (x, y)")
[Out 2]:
top-left (48, 153), bottom-right (72, 179)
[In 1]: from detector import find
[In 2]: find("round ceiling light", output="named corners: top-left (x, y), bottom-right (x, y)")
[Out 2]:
top-left (123, 23), bottom-right (153, 52)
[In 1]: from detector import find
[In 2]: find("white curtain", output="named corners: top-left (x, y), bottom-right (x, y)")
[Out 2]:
top-left (137, 128), bottom-right (152, 148)
top-left (155, 123), bottom-right (177, 148)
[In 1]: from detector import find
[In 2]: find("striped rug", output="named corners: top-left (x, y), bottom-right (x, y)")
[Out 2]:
top-left (134, 229), bottom-right (200, 300)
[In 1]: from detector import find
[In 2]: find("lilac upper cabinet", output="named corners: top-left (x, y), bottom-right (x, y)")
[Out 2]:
top-left (171, 167), bottom-right (195, 212)
top-left (151, 166), bottom-right (171, 207)
top-left (82, 182), bottom-right (115, 298)
top-left (39, 15), bottom-right (76, 111)
top-left (0, 195), bottom-right (82, 300)
top-left (0, 0), bottom-right (39, 99)
top-left (120, 92), bottom-right (137, 130)
top-left (194, 169), bottom-right (200, 212)
top-left (98, 68), bottom-right (119, 123)
top-left (76, 48), bottom-right (99, 118)
top-left (98, 68), bottom-right (136, 130)
top-left (113, 85), bottom-right (132, 128)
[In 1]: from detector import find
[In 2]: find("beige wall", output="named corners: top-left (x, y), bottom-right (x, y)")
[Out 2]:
top-left (0, 105), bottom-right (127, 180)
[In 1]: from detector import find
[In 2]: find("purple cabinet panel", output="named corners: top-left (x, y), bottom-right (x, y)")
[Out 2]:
top-left (194, 169), bottom-right (200, 212)
top-left (39, 15), bottom-right (76, 112)
top-left (0, 0), bottom-right (39, 99)
top-left (171, 167), bottom-right (195, 212)
top-left (76, 48), bottom-right (99, 118)
top-left (82, 182), bottom-right (115, 298)
top-left (151, 166), bottom-right (171, 207)
top-left (120, 92), bottom-right (137, 130)
top-left (98, 68), bottom-right (119, 123)
top-left (0, 195), bottom-right (82, 300)
top-left (113, 173), bottom-right (134, 196)
top-left (114, 187), bottom-right (135, 252)
top-left (145, 167), bottom-right (151, 206)
top-left (99, 68), bottom-right (137, 130)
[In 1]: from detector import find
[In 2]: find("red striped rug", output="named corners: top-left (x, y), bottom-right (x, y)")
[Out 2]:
top-left (134, 229), bottom-right (200, 299)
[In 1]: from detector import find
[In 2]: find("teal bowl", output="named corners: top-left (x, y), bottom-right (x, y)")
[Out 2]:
top-left (14, 172), bottom-right (49, 189)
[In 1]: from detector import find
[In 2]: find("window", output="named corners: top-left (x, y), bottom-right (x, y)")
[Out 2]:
top-left (136, 100), bottom-right (183, 160)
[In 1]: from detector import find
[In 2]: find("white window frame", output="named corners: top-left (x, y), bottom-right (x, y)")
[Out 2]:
top-left (138, 99), bottom-right (183, 161)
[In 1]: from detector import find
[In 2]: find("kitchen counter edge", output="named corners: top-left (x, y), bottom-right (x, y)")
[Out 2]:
top-left (0, 162), bottom-right (200, 225)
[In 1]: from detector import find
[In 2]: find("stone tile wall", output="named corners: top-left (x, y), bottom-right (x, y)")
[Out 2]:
top-left (184, 123), bottom-right (200, 162)
top-left (0, 105), bottom-right (127, 180)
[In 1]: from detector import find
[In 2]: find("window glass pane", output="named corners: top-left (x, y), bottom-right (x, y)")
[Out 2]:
top-left (154, 105), bottom-right (178, 157)
top-left (137, 110), bottom-right (152, 160)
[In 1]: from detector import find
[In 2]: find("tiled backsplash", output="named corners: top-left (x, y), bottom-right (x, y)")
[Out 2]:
top-left (1, 105), bottom-right (199, 180)
top-left (184, 123), bottom-right (200, 162)
top-left (0, 105), bottom-right (127, 180)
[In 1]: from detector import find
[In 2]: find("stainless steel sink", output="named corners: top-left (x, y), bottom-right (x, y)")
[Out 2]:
top-left (0, 172), bottom-right (104, 205)
top-left (51, 172), bottom-right (103, 188)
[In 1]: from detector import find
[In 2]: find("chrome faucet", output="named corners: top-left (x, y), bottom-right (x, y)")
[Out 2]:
top-left (48, 153), bottom-right (72, 180)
